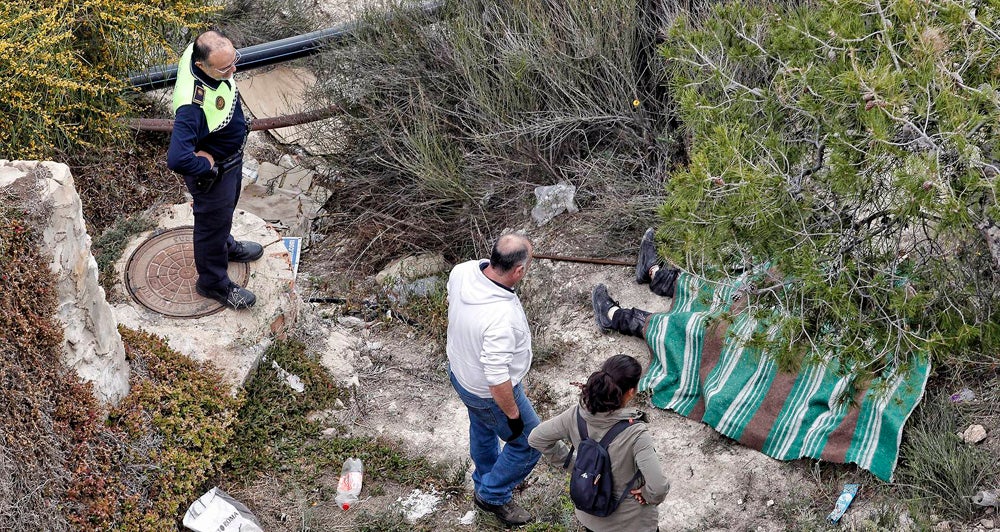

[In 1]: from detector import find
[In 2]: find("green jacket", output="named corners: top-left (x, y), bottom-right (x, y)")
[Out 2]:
top-left (171, 43), bottom-right (238, 133)
top-left (529, 405), bottom-right (670, 532)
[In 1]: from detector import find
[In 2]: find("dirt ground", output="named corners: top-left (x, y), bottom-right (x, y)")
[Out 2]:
top-left (223, 4), bottom-right (876, 525)
top-left (234, 215), bottom-right (869, 532)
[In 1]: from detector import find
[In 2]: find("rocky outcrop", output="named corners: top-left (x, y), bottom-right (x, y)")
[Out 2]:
top-left (0, 161), bottom-right (130, 405)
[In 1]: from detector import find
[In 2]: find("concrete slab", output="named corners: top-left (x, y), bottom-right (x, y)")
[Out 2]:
top-left (112, 203), bottom-right (300, 393)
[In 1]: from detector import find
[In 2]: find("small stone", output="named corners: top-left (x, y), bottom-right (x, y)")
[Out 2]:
top-left (320, 427), bottom-right (337, 439)
top-left (962, 424), bottom-right (987, 444)
top-left (338, 316), bottom-right (365, 328)
top-left (458, 510), bottom-right (476, 525)
top-left (334, 398), bottom-right (346, 409)
top-left (737, 498), bottom-right (744, 505)
top-left (981, 519), bottom-right (995, 529)
top-left (766, 499), bottom-right (774, 507)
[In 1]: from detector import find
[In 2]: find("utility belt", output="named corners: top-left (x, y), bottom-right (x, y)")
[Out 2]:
top-left (193, 149), bottom-right (243, 193)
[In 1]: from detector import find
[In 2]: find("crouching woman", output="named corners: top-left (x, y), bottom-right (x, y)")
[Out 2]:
top-left (528, 354), bottom-right (669, 532)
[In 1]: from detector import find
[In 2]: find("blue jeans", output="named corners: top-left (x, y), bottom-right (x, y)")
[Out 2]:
top-left (449, 370), bottom-right (541, 505)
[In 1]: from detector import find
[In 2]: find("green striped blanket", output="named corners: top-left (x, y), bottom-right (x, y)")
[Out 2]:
top-left (638, 272), bottom-right (930, 481)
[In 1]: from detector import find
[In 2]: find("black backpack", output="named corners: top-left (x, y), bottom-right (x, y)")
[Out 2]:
top-left (565, 407), bottom-right (643, 517)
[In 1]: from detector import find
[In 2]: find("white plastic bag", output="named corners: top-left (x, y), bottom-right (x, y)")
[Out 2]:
top-left (183, 487), bottom-right (263, 532)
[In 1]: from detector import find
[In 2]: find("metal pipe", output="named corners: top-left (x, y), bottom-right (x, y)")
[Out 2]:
top-left (128, 24), bottom-right (357, 92)
top-left (127, 1), bottom-right (443, 92)
top-left (127, 105), bottom-right (341, 132)
top-left (532, 253), bottom-right (633, 266)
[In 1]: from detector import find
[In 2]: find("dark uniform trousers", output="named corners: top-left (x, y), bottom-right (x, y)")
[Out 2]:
top-left (184, 155), bottom-right (243, 291)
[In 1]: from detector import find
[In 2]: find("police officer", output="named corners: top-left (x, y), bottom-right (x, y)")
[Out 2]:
top-left (167, 30), bottom-right (261, 310)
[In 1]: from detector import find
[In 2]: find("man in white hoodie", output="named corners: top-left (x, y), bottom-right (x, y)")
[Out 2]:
top-left (446, 233), bottom-right (540, 527)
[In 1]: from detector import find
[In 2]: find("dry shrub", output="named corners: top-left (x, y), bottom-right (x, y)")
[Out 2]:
top-left (218, 0), bottom-right (320, 46)
top-left (897, 391), bottom-right (999, 521)
top-left (0, 190), bottom-right (112, 530)
top-left (311, 0), bottom-right (678, 271)
top-left (70, 131), bottom-right (187, 237)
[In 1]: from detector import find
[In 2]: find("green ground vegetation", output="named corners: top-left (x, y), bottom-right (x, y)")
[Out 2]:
top-left (0, 192), bottom-right (238, 529)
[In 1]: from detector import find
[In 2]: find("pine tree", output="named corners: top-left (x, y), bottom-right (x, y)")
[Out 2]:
top-left (660, 0), bottom-right (1000, 375)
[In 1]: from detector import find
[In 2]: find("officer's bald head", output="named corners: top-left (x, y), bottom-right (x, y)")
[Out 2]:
top-left (192, 30), bottom-right (238, 80)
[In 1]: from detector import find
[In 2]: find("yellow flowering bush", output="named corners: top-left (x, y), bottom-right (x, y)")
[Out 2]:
top-left (0, 1), bottom-right (217, 159)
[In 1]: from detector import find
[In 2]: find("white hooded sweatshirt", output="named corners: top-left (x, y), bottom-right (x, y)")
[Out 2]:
top-left (446, 259), bottom-right (533, 398)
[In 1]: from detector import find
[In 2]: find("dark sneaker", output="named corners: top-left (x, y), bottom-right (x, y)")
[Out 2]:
top-left (636, 227), bottom-right (662, 284)
top-left (473, 493), bottom-right (532, 527)
top-left (196, 282), bottom-right (257, 310)
top-left (229, 240), bottom-right (264, 263)
top-left (592, 283), bottom-right (620, 332)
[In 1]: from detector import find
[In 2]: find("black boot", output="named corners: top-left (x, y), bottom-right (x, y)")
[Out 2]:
top-left (592, 284), bottom-right (620, 332)
top-left (592, 284), bottom-right (651, 338)
top-left (610, 307), bottom-right (652, 338)
top-left (636, 227), bottom-right (662, 284)
top-left (650, 266), bottom-right (680, 298)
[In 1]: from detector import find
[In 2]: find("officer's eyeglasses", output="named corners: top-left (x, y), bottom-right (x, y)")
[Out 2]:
top-left (213, 50), bottom-right (241, 74)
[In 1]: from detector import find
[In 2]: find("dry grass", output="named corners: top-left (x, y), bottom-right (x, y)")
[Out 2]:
top-left (309, 0), bottom-right (677, 274)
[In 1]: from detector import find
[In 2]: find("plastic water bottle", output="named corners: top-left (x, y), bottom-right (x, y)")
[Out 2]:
top-left (335, 458), bottom-right (364, 510)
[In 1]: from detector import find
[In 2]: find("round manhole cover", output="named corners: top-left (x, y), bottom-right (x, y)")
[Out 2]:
top-left (124, 226), bottom-right (250, 318)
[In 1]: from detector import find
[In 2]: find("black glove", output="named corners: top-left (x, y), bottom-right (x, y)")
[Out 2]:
top-left (506, 415), bottom-right (524, 440)
top-left (193, 166), bottom-right (220, 192)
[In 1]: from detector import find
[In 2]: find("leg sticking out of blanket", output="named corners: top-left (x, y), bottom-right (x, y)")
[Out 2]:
top-left (592, 284), bottom-right (652, 338)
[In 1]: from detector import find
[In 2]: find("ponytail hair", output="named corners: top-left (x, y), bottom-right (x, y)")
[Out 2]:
top-left (580, 354), bottom-right (642, 415)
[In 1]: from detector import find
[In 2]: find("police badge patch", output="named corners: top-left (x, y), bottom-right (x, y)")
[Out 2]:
top-left (192, 84), bottom-right (205, 106)
top-left (215, 96), bottom-right (225, 110)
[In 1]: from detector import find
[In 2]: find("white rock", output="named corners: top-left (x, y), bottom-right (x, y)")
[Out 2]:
top-left (531, 182), bottom-right (579, 226)
top-left (458, 510), bottom-right (476, 525)
top-left (1, 161), bottom-right (130, 405)
top-left (962, 424), bottom-right (987, 444)
top-left (375, 253), bottom-right (449, 285)
top-left (338, 316), bottom-right (365, 328)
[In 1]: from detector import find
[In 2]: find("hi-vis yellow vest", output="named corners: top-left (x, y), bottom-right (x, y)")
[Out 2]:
top-left (171, 44), bottom-right (238, 133)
